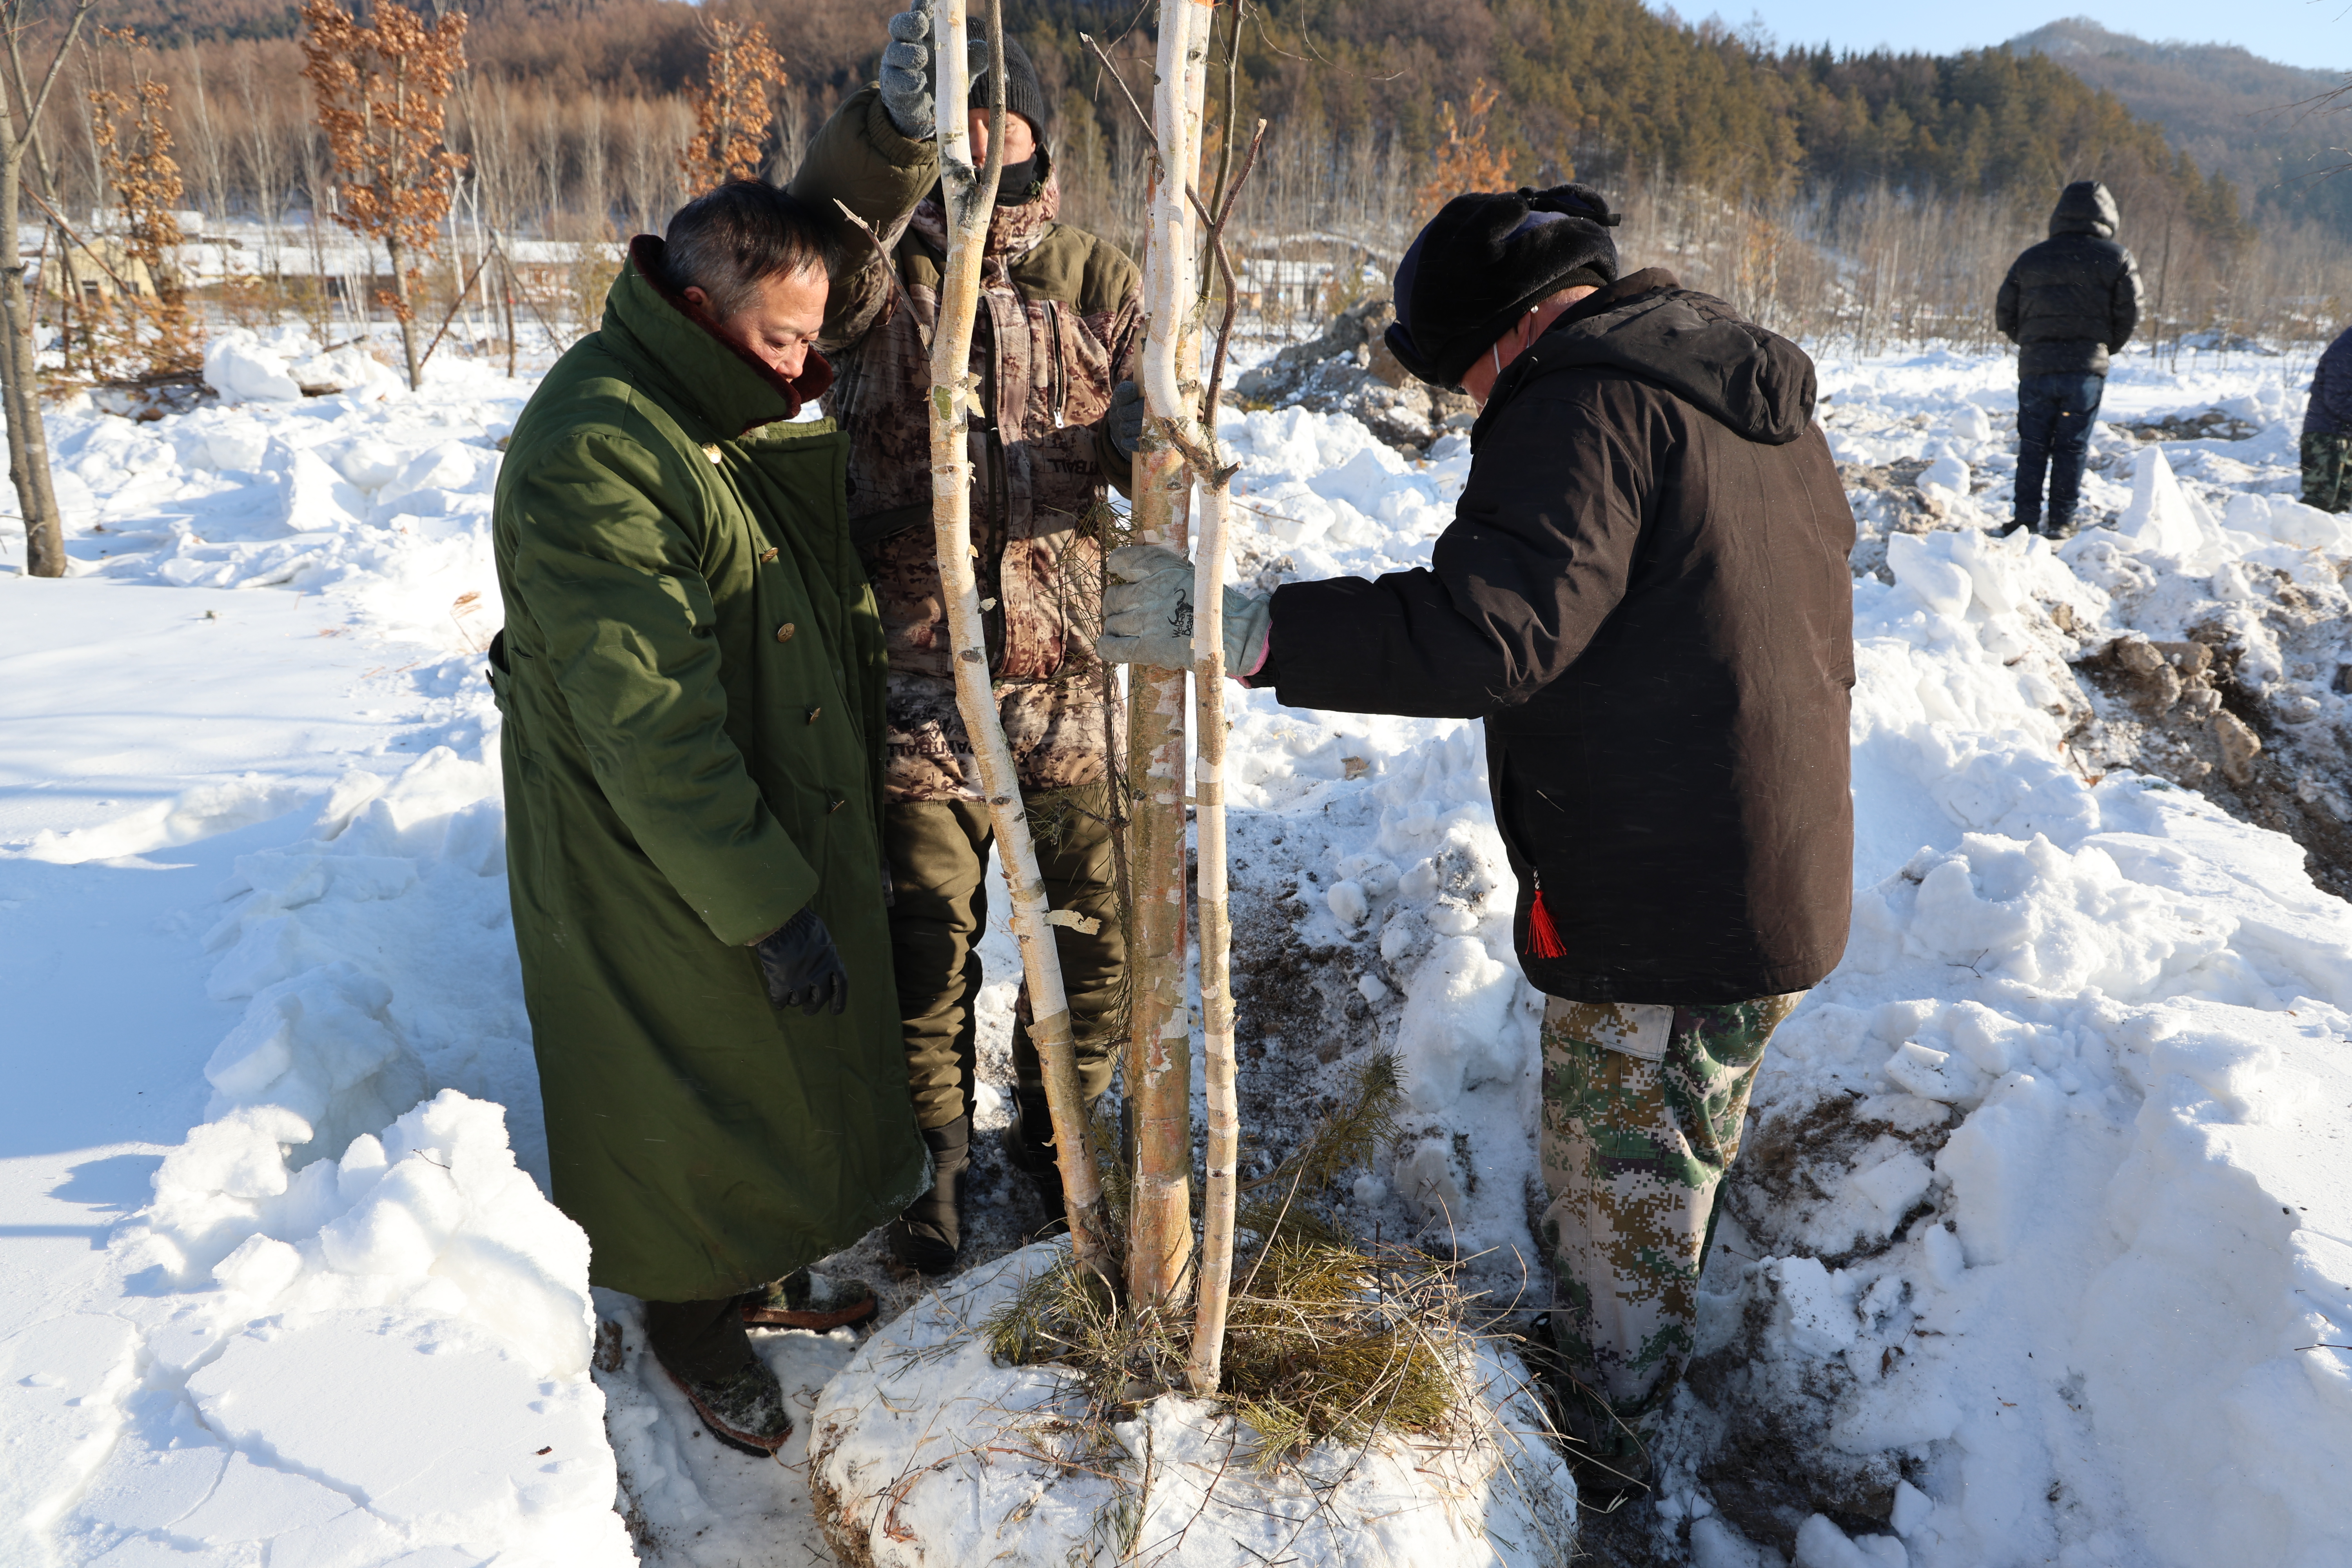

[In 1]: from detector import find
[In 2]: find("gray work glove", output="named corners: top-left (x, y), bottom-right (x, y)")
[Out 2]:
top-left (878, 0), bottom-right (989, 142)
top-left (1103, 379), bottom-right (1145, 459)
top-left (1096, 543), bottom-right (1272, 673)
top-left (754, 906), bottom-right (849, 1016)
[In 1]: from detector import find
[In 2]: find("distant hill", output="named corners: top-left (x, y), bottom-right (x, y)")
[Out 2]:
top-left (2011, 17), bottom-right (2350, 235)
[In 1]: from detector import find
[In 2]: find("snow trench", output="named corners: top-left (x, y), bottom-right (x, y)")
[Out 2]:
top-left (7, 335), bottom-right (2350, 1568)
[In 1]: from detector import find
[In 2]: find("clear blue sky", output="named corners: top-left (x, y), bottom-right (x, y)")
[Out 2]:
top-left (1702, 2), bottom-right (2344, 72)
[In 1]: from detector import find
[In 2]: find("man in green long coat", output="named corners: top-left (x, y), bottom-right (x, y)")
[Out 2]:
top-left (489, 181), bottom-right (924, 1454)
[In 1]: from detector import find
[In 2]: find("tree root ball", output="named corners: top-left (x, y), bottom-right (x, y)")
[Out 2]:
top-left (808, 1242), bottom-right (1578, 1566)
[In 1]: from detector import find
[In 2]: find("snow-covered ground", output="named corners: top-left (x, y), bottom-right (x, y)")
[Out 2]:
top-left (2, 326), bottom-right (2347, 1568)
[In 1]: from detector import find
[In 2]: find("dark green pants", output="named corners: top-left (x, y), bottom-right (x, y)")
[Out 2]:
top-left (885, 783), bottom-right (1126, 1131)
top-left (2305, 432), bottom-right (2352, 515)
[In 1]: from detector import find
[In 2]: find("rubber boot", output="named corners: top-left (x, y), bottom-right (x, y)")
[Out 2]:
top-left (1005, 1090), bottom-right (1066, 1229)
top-left (887, 1117), bottom-right (971, 1275)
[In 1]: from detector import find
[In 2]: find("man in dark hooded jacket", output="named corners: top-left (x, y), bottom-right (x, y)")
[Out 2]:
top-left (1996, 180), bottom-right (2143, 537)
top-left (1097, 187), bottom-right (1856, 1495)
top-left (2301, 323), bottom-right (2352, 513)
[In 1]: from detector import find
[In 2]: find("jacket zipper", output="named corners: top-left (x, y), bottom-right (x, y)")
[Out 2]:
top-left (1045, 300), bottom-right (1067, 428)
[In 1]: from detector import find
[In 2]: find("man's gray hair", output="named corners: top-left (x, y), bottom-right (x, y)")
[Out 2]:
top-left (663, 181), bottom-right (834, 319)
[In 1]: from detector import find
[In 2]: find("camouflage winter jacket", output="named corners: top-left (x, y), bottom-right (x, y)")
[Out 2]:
top-left (790, 86), bottom-right (1145, 802)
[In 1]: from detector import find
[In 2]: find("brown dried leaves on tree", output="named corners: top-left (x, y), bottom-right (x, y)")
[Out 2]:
top-left (1416, 80), bottom-right (1515, 219)
top-left (677, 20), bottom-right (787, 195)
top-left (84, 27), bottom-right (200, 378)
top-left (298, 0), bottom-right (468, 389)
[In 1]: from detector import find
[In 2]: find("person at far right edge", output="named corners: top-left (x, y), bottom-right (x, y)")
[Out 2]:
top-left (1096, 187), bottom-right (1857, 1500)
top-left (1996, 180), bottom-right (2143, 538)
top-left (2300, 320), bottom-right (2352, 514)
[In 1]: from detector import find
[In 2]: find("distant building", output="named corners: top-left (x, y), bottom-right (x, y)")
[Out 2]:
top-left (39, 236), bottom-right (158, 302)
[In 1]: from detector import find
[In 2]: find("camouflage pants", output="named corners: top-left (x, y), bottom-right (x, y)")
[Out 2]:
top-left (1539, 992), bottom-right (1802, 1427)
top-left (2304, 432), bottom-right (2352, 515)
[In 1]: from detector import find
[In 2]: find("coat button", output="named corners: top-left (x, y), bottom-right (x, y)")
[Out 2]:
top-left (828, 798), bottom-right (846, 813)
top-left (759, 546), bottom-right (779, 564)
top-left (775, 623), bottom-right (796, 642)
top-left (806, 705), bottom-right (823, 724)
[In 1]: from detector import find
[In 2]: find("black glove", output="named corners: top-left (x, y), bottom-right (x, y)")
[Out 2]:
top-left (1103, 379), bottom-right (1145, 459)
top-left (753, 906), bottom-right (849, 1017)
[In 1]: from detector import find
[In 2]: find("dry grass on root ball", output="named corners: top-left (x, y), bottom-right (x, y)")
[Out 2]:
top-left (982, 1054), bottom-right (1479, 1468)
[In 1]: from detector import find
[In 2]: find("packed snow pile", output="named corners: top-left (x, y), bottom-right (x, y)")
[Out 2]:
top-left (23, 1088), bottom-right (632, 1566)
top-left (13, 741), bottom-right (633, 1566)
top-left (203, 325), bottom-right (407, 403)
top-left (195, 749), bottom-right (537, 1171)
top-left (52, 342), bottom-right (522, 651)
top-left (808, 1243), bottom-right (1577, 1568)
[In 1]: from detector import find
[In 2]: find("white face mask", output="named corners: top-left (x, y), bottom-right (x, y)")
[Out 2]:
top-left (1493, 305), bottom-right (1541, 378)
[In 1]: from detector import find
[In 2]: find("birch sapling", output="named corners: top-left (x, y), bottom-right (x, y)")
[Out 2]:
top-left (928, 0), bottom-right (1111, 1277)
top-left (1185, 111), bottom-right (1268, 1397)
top-left (1122, 0), bottom-right (1211, 1316)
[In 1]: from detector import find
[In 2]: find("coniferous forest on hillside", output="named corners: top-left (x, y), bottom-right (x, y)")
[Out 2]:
top-left (20, 0), bottom-right (2351, 357)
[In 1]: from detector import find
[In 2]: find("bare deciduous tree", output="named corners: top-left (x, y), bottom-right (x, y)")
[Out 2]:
top-left (0, 0), bottom-right (100, 579)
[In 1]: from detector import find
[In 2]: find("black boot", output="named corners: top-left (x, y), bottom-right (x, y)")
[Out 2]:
top-left (642, 1297), bottom-right (793, 1455)
top-left (1520, 1314), bottom-right (1652, 1505)
top-left (887, 1117), bottom-right (971, 1274)
top-left (1006, 1090), bottom-right (1067, 1228)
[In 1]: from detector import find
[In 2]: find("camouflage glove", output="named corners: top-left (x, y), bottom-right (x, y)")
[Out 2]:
top-left (1096, 543), bottom-right (1272, 674)
top-left (878, 0), bottom-right (988, 142)
top-left (1103, 379), bottom-right (1145, 459)
top-left (753, 906), bottom-right (849, 1017)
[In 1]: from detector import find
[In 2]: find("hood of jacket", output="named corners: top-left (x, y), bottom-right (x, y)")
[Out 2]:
top-left (602, 235), bottom-right (833, 437)
top-left (2050, 180), bottom-right (2119, 239)
top-left (1479, 267), bottom-right (1818, 448)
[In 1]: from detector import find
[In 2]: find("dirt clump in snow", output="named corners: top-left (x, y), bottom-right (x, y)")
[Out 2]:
top-left (1234, 296), bottom-right (1479, 454)
top-left (2116, 406), bottom-right (2261, 443)
top-left (2069, 613), bottom-right (2352, 902)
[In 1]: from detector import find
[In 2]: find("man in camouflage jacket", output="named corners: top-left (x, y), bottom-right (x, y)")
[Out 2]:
top-left (789, 14), bottom-right (1142, 1271)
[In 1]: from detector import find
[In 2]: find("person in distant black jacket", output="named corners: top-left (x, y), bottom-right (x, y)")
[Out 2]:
top-left (2302, 324), bottom-right (2352, 514)
top-left (1996, 180), bottom-right (2143, 537)
top-left (1095, 186), bottom-right (1857, 1497)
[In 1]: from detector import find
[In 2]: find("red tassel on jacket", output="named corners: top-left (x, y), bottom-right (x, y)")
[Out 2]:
top-left (1525, 879), bottom-right (1568, 960)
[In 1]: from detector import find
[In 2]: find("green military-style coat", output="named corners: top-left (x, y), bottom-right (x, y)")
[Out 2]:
top-left (489, 239), bottom-right (924, 1302)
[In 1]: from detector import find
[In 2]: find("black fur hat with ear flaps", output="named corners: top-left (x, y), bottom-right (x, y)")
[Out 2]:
top-left (1385, 184), bottom-right (1623, 390)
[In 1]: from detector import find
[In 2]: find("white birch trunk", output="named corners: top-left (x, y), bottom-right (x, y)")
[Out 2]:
top-left (930, 0), bottom-right (1110, 1274)
top-left (1185, 465), bottom-right (1237, 1392)
top-left (1124, 0), bottom-right (1212, 1313)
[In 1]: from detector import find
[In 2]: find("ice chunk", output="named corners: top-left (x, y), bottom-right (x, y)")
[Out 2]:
top-left (1395, 935), bottom-right (1522, 1109)
top-left (1773, 1257), bottom-right (1858, 1357)
top-left (1883, 1042), bottom-right (1982, 1105)
top-left (204, 331), bottom-right (304, 401)
top-left (213, 1234), bottom-right (303, 1302)
top-left (1886, 532), bottom-right (1971, 616)
top-left (1849, 1151), bottom-right (1935, 1227)
top-left (1795, 1514), bottom-right (1906, 1568)
top-left (2117, 446), bottom-right (2218, 561)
